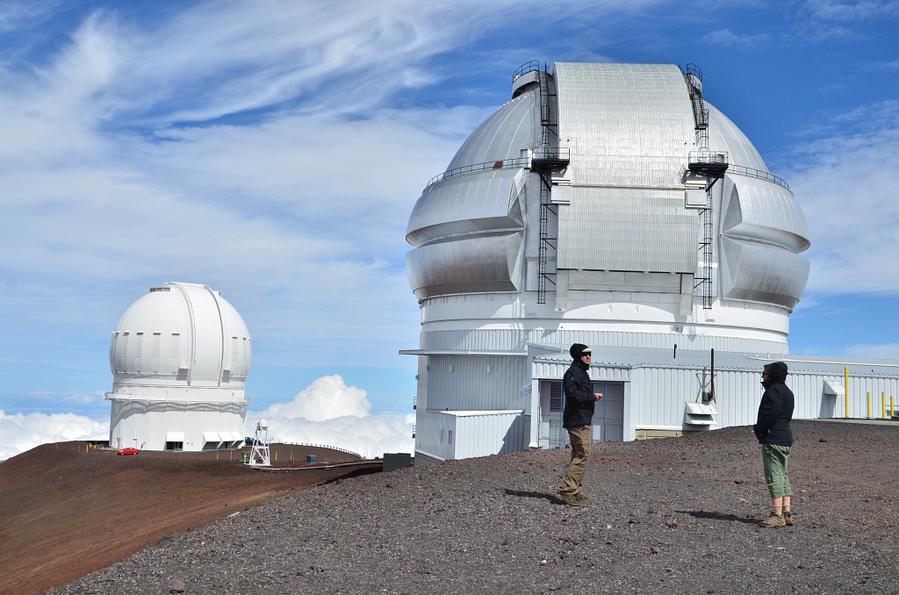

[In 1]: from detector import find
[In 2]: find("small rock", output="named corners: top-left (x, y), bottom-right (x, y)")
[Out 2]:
top-left (666, 519), bottom-right (678, 529)
top-left (168, 579), bottom-right (186, 593)
top-left (540, 558), bottom-right (548, 565)
top-left (650, 546), bottom-right (659, 554)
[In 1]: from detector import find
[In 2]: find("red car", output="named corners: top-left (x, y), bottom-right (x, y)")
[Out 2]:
top-left (116, 447), bottom-right (141, 456)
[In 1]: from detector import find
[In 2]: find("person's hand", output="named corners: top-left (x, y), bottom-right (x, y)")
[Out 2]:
top-left (594, 392), bottom-right (603, 401)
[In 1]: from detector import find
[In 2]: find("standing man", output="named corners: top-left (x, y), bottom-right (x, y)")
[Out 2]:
top-left (557, 343), bottom-right (603, 506)
top-left (754, 361), bottom-right (795, 528)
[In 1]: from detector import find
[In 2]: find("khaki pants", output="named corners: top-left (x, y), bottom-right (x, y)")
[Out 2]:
top-left (559, 425), bottom-right (592, 495)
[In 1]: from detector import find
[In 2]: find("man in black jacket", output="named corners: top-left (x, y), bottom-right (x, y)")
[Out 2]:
top-left (557, 343), bottom-right (603, 506)
top-left (753, 361), bottom-right (795, 528)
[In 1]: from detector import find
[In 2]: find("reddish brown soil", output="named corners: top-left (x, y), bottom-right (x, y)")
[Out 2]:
top-left (0, 442), bottom-right (379, 595)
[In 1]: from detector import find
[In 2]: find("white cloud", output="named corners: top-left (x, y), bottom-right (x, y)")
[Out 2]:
top-left (251, 375), bottom-right (413, 459)
top-left (786, 101), bottom-right (899, 294)
top-left (0, 409), bottom-right (108, 461)
top-left (702, 28), bottom-right (770, 47)
top-left (843, 342), bottom-right (899, 359)
top-left (262, 375), bottom-right (372, 422)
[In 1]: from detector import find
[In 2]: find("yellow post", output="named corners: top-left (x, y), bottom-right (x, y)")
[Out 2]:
top-left (867, 391), bottom-right (871, 419)
top-left (844, 367), bottom-right (850, 418)
top-left (883, 391), bottom-right (887, 419)
top-left (891, 396), bottom-right (895, 418)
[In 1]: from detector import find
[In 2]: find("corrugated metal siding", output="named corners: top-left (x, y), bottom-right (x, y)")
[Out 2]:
top-left (426, 355), bottom-right (529, 410)
top-left (629, 367), bottom-right (899, 433)
top-left (557, 187), bottom-right (697, 273)
top-left (554, 63), bottom-right (695, 188)
top-left (455, 412), bottom-right (524, 459)
top-left (532, 361), bottom-right (630, 383)
top-left (422, 329), bottom-right (787, 355)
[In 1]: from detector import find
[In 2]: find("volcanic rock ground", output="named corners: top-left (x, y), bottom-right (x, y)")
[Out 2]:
top-left (37, 422), bottom-right (899, 593)
top-left (0, 443), bottom-right (376, 595)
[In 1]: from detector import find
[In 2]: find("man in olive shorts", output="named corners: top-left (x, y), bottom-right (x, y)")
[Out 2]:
top-left (753, 361), bottom-right (795, 528)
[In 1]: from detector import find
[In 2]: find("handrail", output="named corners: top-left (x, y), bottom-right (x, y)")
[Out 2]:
top-left (423, 157), bottom-right (530, 191)
top-left (728, 164), bottom-right (791, 191)
top-left (422, 158), bottom-right (791, 193)
top-left (512, 59), bottom-right (540, 82)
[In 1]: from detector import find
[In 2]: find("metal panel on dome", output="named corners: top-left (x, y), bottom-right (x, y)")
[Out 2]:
top-left (721, 175), bottom-right (810, 252)
top-left (720, 238), bottom-right (809, 308)
top-left (406, 233), bottom-right (524, 299)
top-left (406, 168), bottom-right (526, 246)
top-left (557, 187), bottom-right (697, 273)
top-left (554, 62), bottom-right (695, 188)
top-left (446, 90), bottom-right (539, 170)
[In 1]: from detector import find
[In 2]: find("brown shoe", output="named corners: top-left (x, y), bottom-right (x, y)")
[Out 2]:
top-left (760, 513), bottom-right (786, 528)
top-left (783, 511), bottom-right (794, 526)
top-left (558, 493), bottom-right (586, 507)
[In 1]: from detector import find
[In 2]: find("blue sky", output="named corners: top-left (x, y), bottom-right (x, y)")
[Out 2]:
top-left (1, 0), bottom-right (898, 458)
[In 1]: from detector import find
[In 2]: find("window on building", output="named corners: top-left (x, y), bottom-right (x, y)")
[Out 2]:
top-left (165, 441), bottom-right (183, 451)
top-left (447, 430), bottom-right (453, 445)
top-left (550, 382), bottom-right (563, 412)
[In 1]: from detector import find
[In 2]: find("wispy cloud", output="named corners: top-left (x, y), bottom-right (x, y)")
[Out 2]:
top-left (787, 101), bottom-right (899, 294)
top-left (843, 342), bottom-right (899, 359)
top-left (702, 28), bottom-right (770, 48)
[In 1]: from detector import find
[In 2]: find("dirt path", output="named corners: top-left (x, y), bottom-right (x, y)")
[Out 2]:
top-left (0, 443), bottom-right (378, 595)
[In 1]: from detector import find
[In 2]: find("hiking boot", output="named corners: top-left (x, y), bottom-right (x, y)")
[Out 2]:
top-left (783, 511), bottom-right (794, 526)
top-left (558, 492), bottom-right (586, 507)
top-left (759, 513), bottom-right (786, 528)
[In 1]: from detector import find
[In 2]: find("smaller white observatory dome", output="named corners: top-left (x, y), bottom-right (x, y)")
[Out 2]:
top-left (107, 282), bottom-right (251, 452)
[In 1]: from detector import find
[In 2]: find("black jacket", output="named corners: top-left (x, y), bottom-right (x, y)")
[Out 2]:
top-left (562, 360), bottom-right (595, 429)
top-left (754, 373), bottom-right (794, 446)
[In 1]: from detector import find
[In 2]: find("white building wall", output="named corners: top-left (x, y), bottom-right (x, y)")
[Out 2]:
top-left (455, 412), bottom-right (524, 459)
top-left (426, 355), bottom-right (528, 410)
top-left (109, 401), bottom-right (245, 451)
top-left (414, 410), bottom-right (456, 461)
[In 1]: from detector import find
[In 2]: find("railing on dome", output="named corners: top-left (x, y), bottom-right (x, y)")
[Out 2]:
top-left (423, 157), bottom-right (530, 191)
top-left (512, 59), bottom-right (541, 82)
top-left (727, 164), bottom-right (791, 192)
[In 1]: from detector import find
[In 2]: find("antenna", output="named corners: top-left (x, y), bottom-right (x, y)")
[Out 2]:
top-left (246, 419), bottom-right (271, 467)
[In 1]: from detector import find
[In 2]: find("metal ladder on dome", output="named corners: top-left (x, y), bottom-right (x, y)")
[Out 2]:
top-left (683, 63), bottom-right (728, 310)
top-left (525, 61), bottom-right (569, 305)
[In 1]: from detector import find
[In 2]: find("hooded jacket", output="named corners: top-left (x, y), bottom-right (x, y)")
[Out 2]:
top-left (562, 343), bottom-right (595, 429)
top-left (753, 361), bottom-right (794, 446)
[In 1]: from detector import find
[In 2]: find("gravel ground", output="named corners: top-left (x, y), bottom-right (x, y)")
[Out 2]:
top-left (57, 421), bottom-right (899, 594)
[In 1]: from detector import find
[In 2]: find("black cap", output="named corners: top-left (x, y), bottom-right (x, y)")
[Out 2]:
top-left (569, 343), bottom-right (591, 360)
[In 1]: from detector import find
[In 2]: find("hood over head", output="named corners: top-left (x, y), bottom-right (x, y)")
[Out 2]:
top-left (763, 361), bottom-right (788, 387)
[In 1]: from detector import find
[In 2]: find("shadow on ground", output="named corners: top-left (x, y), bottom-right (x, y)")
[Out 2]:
top-left (504, 489), bottom-right (566, 505)
top-left (676, 510), bottom-right (759, 525)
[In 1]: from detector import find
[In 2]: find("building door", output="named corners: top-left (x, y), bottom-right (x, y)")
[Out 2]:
top-left (591, 381), bottom-right (624, 441)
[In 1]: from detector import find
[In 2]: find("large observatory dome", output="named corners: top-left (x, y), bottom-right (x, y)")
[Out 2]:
top-left (404, 61), bottom-right (812, 464)
top-left (110, 282), bottom-right (252, 387)
top-left (107, 282), bottom-right (251, 452)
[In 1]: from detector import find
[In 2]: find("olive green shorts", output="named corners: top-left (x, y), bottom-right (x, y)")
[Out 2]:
top-left (762, 444), bottom-right (793, 498)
